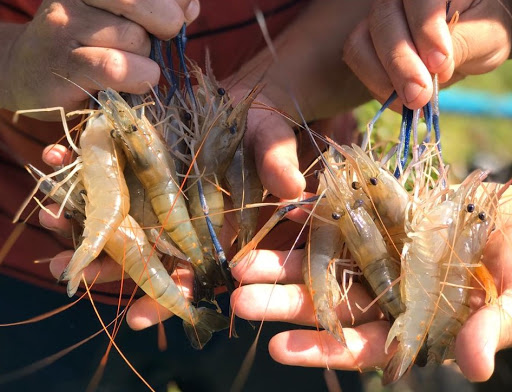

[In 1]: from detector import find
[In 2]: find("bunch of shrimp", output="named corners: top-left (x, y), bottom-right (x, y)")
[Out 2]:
top-left (12, 49), bottom-right (265, 350)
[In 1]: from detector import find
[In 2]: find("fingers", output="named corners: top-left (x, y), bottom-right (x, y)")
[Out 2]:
top-left (82, 0), bottom-right (199, 40)
top-left (246, 105), bottom-right (306, 200)
top-left (49, 250), bottom-right (124, 284)
top-left (450, 3), bottom-right (512, 77)
top-left (402, 0), bottom-right (454, 81)
top-left (368, 0), bottom-right (435, 109)
top-left (68, 46), bottom-right (160, 94)
top-left (344, 0), bottom-right (512, 110)
top-left (232, 282), bottom-right (382, 327)
top-left (456, 291), bottom-right (512, 381)
top-left (231, 249), bottom-right (304, 284)
top-left (268, 321), bottom-right (393, 371)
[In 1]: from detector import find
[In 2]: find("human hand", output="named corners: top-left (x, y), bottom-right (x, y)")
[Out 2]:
top-left (229, 185), bottom-right (512, 382)
top-left (2, 0), bottom-right (199, 118)
top-left (343, 0), bottom-right (512, 109)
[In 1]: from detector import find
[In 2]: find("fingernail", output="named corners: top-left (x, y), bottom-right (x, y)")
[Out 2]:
top-left (427, 50), bottom-right (448, 71)
top-left (403, 82), bottom-right (425, 105)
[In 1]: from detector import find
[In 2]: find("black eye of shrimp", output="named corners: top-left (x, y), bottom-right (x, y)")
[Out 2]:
top-left (217, 87), bottom-right (226, 96)
top-left (331, 212), bottom-right (341, 220)
top-left (478, 212), bottom-right (487, 221)
top-left (353, 199), bottom-right (364, 209)
top-left (369, 177), bottom-right (378, 186)
top-left (64, 211), bottom-right (73, 220)
top-left (183, 112), bottom-right (192, 121)
top-left (466, 203), bottom-right (475, 213)
top-left (229, 125), bottom-right (237, 134)
top-left (351, 181), bottom-right (361, 190)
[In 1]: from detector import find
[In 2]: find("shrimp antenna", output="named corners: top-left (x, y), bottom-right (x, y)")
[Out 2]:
top-left (51, 72), bottom-right (103, 110)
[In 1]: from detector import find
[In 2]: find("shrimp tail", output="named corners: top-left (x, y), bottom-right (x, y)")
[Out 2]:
top-left (183, 307), bottom-right (230, 349)
top-left (382, 346), bottom-right (414, 385)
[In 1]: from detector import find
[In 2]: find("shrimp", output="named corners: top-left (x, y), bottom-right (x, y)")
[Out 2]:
top-left (427, 181), bottom-right (502, 364)
top-left (322, 165), bottom-right (404, 322)
top-left (31, 165), bottom-right (229, 349)
top-left (302, 186), bottom-right (346, 345)
top-left (382, 170), bottom-right (485, 384)
top-left (99, 89), bottom-right (218, 300)
top-left (224, 141), bottom-right (264, 251)
top-left (60, 113), bottom-right (130, 297)
top-left (186, 62), bottom-right (261, 257)
top-left (337, 144), bottom-right (410, 256)
top-left (103, 215), bottom-right (229, 349)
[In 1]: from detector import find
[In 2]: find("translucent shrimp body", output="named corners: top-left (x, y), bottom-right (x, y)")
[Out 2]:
top-left (319, 148), bottom-right (404, 321)
top-left (427, 182), bottom-right (498, 364)
top-left (303, 174), bottom-right (346, 344)
top-left (383, 172), bottom-right (483, 384)
top-left (323, 172), bottom-right (404, 322)
top-left (60, 114), bottom-right (130, 296)
top-left (339, 144), bottom-right (409, 252)
top-left (186, 64), bottom-right (261, 256)
top-left (224, 142), bottom-right (264, 251)
top-left (99, 89), bottom-right (217, 293)
top-left (104, 215), bottom-right (229, 349)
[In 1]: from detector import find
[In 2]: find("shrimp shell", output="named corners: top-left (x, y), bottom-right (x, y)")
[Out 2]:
top-left (60, 113), bottom-right (130, 297)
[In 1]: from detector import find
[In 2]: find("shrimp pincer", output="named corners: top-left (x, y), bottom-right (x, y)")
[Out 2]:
top-left (60, 113), bottom-right (130, 297)
top-left (383, 171), bottom-right (485, 384)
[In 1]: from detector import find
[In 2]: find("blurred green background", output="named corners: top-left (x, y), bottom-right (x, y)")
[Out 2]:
top-left (354, 62), bottom-right (512, 184)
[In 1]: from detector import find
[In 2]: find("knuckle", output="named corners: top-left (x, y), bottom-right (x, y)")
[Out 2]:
top-left (44, 3), bottom-right (69, 28)
top-left (383, 49), bottom-right (407, 76)
top-left (102, 51), bottom-right (128, 84)
top-left (120, 22), bottom-right (150, 54)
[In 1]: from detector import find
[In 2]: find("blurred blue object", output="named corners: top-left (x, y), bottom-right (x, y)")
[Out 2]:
top-left (440, 88), bottom-right (512, 118)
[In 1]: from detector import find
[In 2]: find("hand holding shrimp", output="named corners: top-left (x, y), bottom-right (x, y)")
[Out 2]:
top-left (0, 0), bottom-right (199, 118)
top-left (229, 183), bottom-right (512, 382)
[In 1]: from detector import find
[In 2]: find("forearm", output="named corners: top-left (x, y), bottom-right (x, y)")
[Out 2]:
top-left (0, 23), bottom-right (25, 110)
top-left (229, 0), bottom-right (373, 123)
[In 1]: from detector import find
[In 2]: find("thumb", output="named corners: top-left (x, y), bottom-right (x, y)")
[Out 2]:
top-left (246, 101), bottom-right (306, 200)
top-left (450, 4), bottom-right (511, 78)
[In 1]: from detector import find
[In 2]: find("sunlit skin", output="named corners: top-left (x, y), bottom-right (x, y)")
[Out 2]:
top-left (5, 0), bottom-right (512, 385)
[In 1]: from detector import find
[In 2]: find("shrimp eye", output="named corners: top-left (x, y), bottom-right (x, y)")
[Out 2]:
top-left (353, 199), bottom-right (364, 209)
top-left (64, 211), bottom-right (73, 220)
top-left (351, 181), bottom-right (361, 190)
top-left (183, 112), bottom-right (192, 121)
top-left (331, 212), bottom-right (341, 220)
top-left (466, 203), bottom-right (475, 213)
top-left (110, 129), bottom-right (116, 138)
top-left (129, 125), bottom-right (137, 133)
top-left (313, 170), bottom-right (320, 179)
top-left (217, 87), bottom-right (226, 96)
top-left (478, 212), bottom-right (487, 221)
top-left (369, 177), bottom-right (378, 186)
top-left (229, 125), bottom-right (237, 134)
